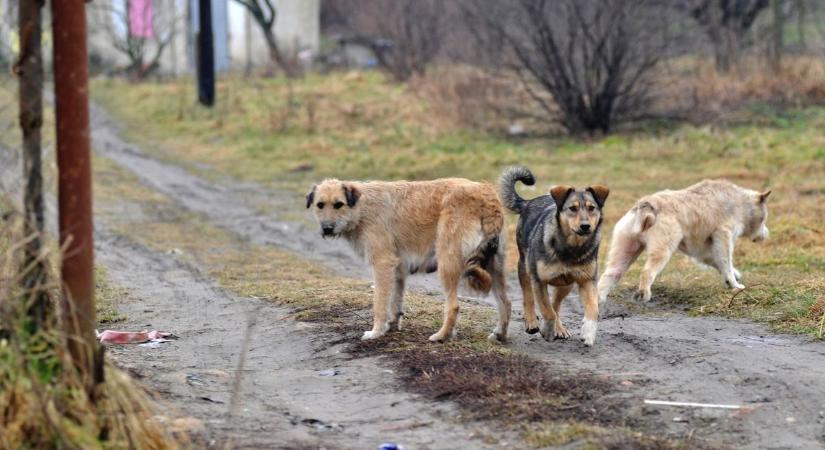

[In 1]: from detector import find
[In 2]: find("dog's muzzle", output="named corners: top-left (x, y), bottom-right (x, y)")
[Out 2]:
top-left (321, 224), bottom-right (335, 236)
top-left (575, 224), bottom-right (592, 236)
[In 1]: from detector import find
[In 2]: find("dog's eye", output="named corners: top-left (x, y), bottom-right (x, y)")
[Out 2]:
top-left (334, 201), bottom-right (345, 209)
top-left (587, 205), bottom-right (596, 212)
top-left (569, 206), bottom-right (578, 213)
top-left (317, 202), bottom-right (325, 209)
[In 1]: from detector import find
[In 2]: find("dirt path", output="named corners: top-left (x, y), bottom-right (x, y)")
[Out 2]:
top-left (86, 103), bottom-right (825, 449)
top-left (94, 225), bottom-right (504, 449)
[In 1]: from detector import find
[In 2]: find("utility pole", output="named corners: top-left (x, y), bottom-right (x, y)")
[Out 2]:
top-left (197, 0), bottom-right (215, 106)
top-left (51, 0), bottom-right (101, 397)
top-left (244, 7), bottom-right (252, 77)
top-left (17, 0), bottom-right (50, 332)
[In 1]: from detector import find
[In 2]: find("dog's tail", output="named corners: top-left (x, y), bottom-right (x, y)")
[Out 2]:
top-left (630, 201), bottom-right (657, 234)
top-left (499, 166), bottom-right (535, 214)
top-left (463, 235), bottom-right (499, 294)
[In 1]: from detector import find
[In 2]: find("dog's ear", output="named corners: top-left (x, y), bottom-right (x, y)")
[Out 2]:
top-left (548, 185), bottom-right (574, 210)
top-left (587, 184), bottom-right (610, 208)
top-left (758, 190), bottom-right (772, 203)
top-left (305, 185), bottom-right (316, 209)
top-left (343, 183), bottom-right (361, 207)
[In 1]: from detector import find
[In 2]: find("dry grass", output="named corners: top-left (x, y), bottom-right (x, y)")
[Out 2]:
top-left (659, 56), bottom-right (825, 122)
top-left (0, 216), bottom-right (188, 449)
top-left (0, 82), bottom-right (188, 449)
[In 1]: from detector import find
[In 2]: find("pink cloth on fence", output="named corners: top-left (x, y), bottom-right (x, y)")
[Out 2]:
top-left (129, 0), bottom-right (155, 39)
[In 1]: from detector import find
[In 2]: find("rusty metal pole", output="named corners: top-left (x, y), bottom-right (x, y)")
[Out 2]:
top-left (51, 0), bottom-right (100, 395)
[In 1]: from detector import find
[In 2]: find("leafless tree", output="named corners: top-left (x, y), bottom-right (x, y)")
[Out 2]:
top-left (13, 0), bottom-right (51, 330)
top-left (466, 0), bottom-right (668, 134)
top-left (680, 0), bottom-right (770, 72)
top-left (232, 0), bottom-right (299, 76)
top-left (323, 0), bottom-right (445, 82)
top-left (91, 0), bottom-right (181, 80)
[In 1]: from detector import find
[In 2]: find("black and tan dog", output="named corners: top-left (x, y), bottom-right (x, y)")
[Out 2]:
top-left (500, 167), bottom-right (609, 346)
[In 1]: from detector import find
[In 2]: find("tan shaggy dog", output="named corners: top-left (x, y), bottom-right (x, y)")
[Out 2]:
top-left (306, 178), bottom-right (511, 343)
top-left (598, 179), bottom-right (771, 304)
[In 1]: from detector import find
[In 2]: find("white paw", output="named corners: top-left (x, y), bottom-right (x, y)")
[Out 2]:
top-left (487, 332), bottom-right (506, 344)
top-left (361, 330), bottom-right (386, 341)
top-left (727, 280), bottom-right (745, 290)
top-left (428, 332), bottom-right (448, 342)
top-left (580, 319), bottom-right (598, 347)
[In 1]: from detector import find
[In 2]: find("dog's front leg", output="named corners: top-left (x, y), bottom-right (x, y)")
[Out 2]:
top-left (711, 229), bottom-right (744, 290)
top-left (362, 259), bottom-right (397, 340)
top-left (578, 281), bottom-right (599, 346)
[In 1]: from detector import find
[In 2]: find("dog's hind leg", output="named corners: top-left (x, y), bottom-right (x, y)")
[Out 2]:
top-left (551, 284), bottom-right (573, 339)
top-left (598, 215), bottom-right (644, 304)
top-left (635, 233), bottom-right (679, 302)
top-left (488, 261), bottom-right (511, 343)
top-left (388, 267), bottom-right (406, 332)
top-left (518, 259), bottom-right (540, 334)
top-left (430, 235), bottom-right (463, 342)
top-left (533, 279), bottom-right (559, 342)
top-left (578, 281), bottom-right (599, 346)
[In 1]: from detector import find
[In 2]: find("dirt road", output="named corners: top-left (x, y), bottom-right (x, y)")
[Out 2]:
top-left (4, 102), bottom-right (823, 448)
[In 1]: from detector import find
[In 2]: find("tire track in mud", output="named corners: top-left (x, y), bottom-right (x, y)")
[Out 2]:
top-left (85, 104), bottom-right (825, 449)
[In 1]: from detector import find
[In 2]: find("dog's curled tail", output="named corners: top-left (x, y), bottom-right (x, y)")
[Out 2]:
top-left (463, 235), bottom-right (499, 294)
top-left (499, 166), bottom-right (535, 214)
top-left (631, 201), bottom-right (657, 234)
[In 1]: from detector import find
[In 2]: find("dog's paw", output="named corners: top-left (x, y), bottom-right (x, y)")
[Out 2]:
top-left (725, 279), bottom-right (745, 290)
top-left (539, 320), bottom-right (554, 342)
top-left (553, 320), bottom-right (571, 339)
top-left (524, 316), bottom-right (540, 334)
top-left (580, 319), bottom-right (598, 347)
top-left (487, 332), bottom-right (507, 344)
top-left (388, 316), bottom-right (402, 332)
top-left (361, 329), bottom-right (386, 340)
top-left (632, 289), bottom-right (651, 302)
top-left (428, 331), bottom-right (450, 343)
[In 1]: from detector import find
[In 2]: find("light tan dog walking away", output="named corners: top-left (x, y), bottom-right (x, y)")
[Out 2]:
top-left (598, 179), bottom-right (771, 304)
top-left (306, 178), bottom-right (511, 343)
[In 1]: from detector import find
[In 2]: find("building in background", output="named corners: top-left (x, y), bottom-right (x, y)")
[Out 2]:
top-left (227, 0), bottom-right (319, 70)
top-left (76, 0), bottom-right (320, 76)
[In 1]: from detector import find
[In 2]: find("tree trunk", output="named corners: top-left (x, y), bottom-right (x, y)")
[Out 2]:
top-left (17, 0), bottom-right (51, 332)
top-left (261, 25), bottom-right (296, 76)
top-left (769, 0), bottom-right (784, 72)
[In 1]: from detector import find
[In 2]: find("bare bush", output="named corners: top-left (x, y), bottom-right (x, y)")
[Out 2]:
top-left (466, 0), bottom-right (669, 134)
top-left (322, 0), bottom-right (445, 82)
top-left (678, 0), bottom-right (770, 72)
